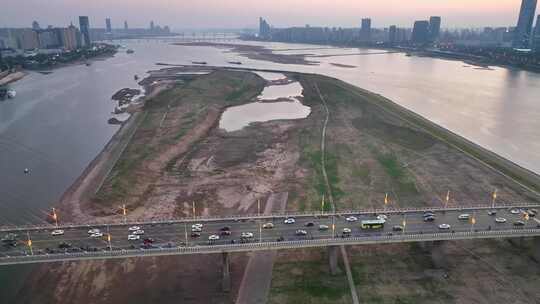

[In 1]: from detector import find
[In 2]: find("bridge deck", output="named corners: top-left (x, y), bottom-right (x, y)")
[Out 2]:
top-left (1, 205), bottom-right (539, 265)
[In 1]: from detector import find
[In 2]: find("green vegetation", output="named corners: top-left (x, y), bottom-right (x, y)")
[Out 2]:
top-left (268, 258), bottom-right (352, 304)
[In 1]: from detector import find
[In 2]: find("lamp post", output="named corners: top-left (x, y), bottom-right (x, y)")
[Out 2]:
top-left (26, 231), bottom-right (33, 256)
top-left (52, 208), bottom-right (58, 227)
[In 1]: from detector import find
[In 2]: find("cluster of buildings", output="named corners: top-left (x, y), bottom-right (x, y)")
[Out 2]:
top-left (257, 16), bottom-right (441, 46)
top-left (257, 0), bottom-right (540, 52)
top-left (0, 17), bottom-right (173, 52)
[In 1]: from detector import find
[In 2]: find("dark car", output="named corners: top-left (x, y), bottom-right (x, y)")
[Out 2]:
top-left (305, 222), bottom-right (315, 227)
top-left (58, 242), bottom-right (72, 249)
top-left (220, 230), bottom-right (232, 236)
top-left (424, 216), bottom-right (435, 222)
top-left (513, 221), bottom-right (526, 227)
top-left (423, 212), bottom-right (435, 217)
top-left (392, 225), bottom-right (404, 232)
top-left (143, 238), bottom-right (155, 244)
top-left (487, 210), bottom-right (497, 216)
top-left (190, 232), bottom-right (201, 238)
top-left (220, 226), bottom-right (231, 231)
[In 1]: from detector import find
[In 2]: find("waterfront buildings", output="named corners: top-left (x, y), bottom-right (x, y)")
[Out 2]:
top-left (124, 21), bottom-right (129, 30)
top-left (31, 21), bottom-right (40, 30)
top-left (429, 16), bottom-right (441, 42)
top-left (389, 25), bottom-right (397, 44)
top-left (512, 0), bottom-right (537, 48)
top-left (360, 18), bottom-right (371, 42)
top-left (259, 17), bottom-right (271, 39)
top-left (20, 29), bottom-right (39, 50)
top-left (79, 16), bottom-right (91, 47)
top-left (411, 20), bottom-right (430, 44)
top-left (106, 18), bottom-right (112, 33)
top-left (534, 15), bottom-right (540, 51)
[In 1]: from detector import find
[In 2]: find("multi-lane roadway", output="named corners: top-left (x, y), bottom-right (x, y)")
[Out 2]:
top-left (1, 205), bottom-right (540, 265)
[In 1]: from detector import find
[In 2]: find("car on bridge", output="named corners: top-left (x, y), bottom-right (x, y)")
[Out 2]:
top-left (438, 224), bottom-right (451, 230)
top-left (51, 229), bottom-right (64, 236)
top-left (208, 235), bottom-right (220, 241)
top-left (295, 230), bottom-right (307, 236)
top-left (89, 232), bottom-right (104, 238)
top-left (284, 218), bottom-right (295, 224)
top-left (346, 216), bottom-right (358, 222)
top-left (513, 221), bottom-right (526, 227)
top-left (361, 219), bottom-right (385, 229)
top-left (241, 232), bottom-right (254, 239)
top-left (319, 224), bottom-right (329, 231)
top-left (128, 235), bottom-right (140, 241)
top-left (495, 217), bottom-right (507, 223)
top-left (263, 223), bottom-right (274, 229)
top-left (458, 214), bottom-right (470, 220)
top-left (392, 225), bottom-right (404, 232)
top-left (190, 232), bottom-right (201, 238)
top-left (88, 228), bottom-right (101, 235)
top-left (128, 226), bottom-right (141, 231)
top-left (131, 230), bottom-right (145, 235)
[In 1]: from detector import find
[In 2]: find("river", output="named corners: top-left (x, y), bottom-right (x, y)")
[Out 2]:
top-left (1, 38), bottom-right (540, 225)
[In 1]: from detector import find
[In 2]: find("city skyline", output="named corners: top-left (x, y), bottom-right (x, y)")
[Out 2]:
top-left (0, 0), bottom-right (539, 29)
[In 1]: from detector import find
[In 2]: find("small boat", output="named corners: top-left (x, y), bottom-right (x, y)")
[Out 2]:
top-left (192, 61), bottom-right (207, 65)
top-left (7, 90), bottom-right (16, 99)
top-left (126, 49), bottom-right (135, 54)
top-left (228, 61), bottom-right (242, 65)
top-left (134, 75), bottom-right (139, 81)
top-left (24, 168), bottom-right (30, 174)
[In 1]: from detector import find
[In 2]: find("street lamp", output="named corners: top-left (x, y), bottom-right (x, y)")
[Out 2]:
top-left (470, 214), bottom-right (476, 233)
top-left (52, 208), bottom-right (58, 227)
top-left (26, 232), bottom-right (33, 256)
top-left (491, 189), bottom-right (497, 209)
top-left (384, 193), bottom-right (389, 210)
top-left (402, 215), bottom-right (407, 236)
top-left (122, 204), bottom-right (127, 223)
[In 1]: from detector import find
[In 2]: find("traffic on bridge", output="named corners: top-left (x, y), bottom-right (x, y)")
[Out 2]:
top-left (1, 205), bottom-right (540, 265)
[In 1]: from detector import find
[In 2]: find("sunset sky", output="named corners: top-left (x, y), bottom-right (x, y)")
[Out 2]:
top-left (1, 0), bottom-right (538, 29)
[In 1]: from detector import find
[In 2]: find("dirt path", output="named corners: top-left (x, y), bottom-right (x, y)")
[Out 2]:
top-left (235, 192), bottom-right (288, 304)
top-left (313, 82), bottom-right (360, 304)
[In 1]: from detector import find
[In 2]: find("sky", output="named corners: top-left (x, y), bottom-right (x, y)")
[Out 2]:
top-left (1, 0), bottom-right (538, 30)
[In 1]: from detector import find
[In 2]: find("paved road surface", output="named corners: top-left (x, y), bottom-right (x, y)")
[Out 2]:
top-left (1, 206), bottom-right (539, 265)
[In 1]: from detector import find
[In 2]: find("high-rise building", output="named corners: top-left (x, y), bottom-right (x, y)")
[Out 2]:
top-left (61, 24), bottom-right (79, 50)
top-left (512, 0), bottom-right (537, 48)
top-left (106, 18), bottom-right (112, 33)
top-left (79, 16), bottom-right (91, 47)
top-left (534, 15), bottom-right (540, 51)
top-left (20, 29), bottom-right (39, 50)
top-left (389, 25), bottom-right (397, 44)
top-left (429, 16), bottom-right (441, 42)
top-left (38, 29), bottom-right (61, 48)
top-left (259, 17), bottom-right (271, 39)
top-left (32, 21), bottom-right (40, 30)
top-left (360, 18), bottom-right (372, 42)
top-left (411, 20), bottom-right (430, 44)
top-left (150, 21), bottom-right (155, 31)
top-left (124, 21), bottom-right (129, 30)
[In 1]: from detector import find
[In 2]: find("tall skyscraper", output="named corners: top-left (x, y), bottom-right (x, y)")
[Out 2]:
top-left (32, 21), bottom-right (40, 30)
top-left (61, 24), bottom-right (79, 50)
top-left (360, 18), bottom-right (372, 42)
top-left (150, 21), bottom-right (155, 31)
top-left (429, 16), bottom-right (441, 42)
top-left (78, 16), bottom-right (91, 47)
top-left (389, 25), bottom-right (397, 44)
top-left (124, 20), bottom-right (129, 30)
top-left (259, 17), bottom-right (271, 39)
top-left (534, 15), bottom-right (540, 51)
top-left (106, 18), bottom-right (112, 33)
top-left (512, 0), bottom-right (537, 48)
top-left (411, 20), bottom-right (430, 44)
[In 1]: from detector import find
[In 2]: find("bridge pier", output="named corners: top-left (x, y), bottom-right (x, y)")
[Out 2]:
top-left (533, 237), bottom-right (540, 262)
top-left (328, 246), bottom-right (341, 275)
top-left (222, 252), bottom-right (231, 293)
top-left (430, 241), bottom-right (448, 269)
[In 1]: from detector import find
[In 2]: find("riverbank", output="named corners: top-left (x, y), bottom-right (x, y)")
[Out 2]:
top-left (0, 71), bottom-right (26, 86)
top-left (15, 67), bottom-right (540, 304)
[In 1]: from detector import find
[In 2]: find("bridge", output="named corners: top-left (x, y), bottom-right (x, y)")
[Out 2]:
top-left (2, 204), bottom-right (540, 265)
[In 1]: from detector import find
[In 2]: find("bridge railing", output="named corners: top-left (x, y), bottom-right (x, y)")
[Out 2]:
top-left (2, 228), bottom-right (540, 265)
top-left (1, 203), bottom-right (539, 233)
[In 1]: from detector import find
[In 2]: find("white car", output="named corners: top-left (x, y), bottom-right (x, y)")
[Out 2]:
top-left (128, 226), bottom-right (141, 231)
top-left (128, 234), bottom-right (140, 241)
top-left (319, 224), bottom-right (329, 231)
top-left (377, 214), bottom-right (388, 221)
top-left (51, 229), bottom-right (64, 236)
top-left (262, 223), bottom-right (274, 229)
top-left (208, 234), bottom-right (220, 241)
top-left (192, 223), bottom-right (203, 229)
top-left (458, 214), bottom-right (470, 220)
top-left (284, 218), bottom-right (295, 224)
top-left (342, 228), bottom-right (352, 234)
top-left (131, 230), bottom-right (145, 235)
top-left (510, 208), bottom-right (521, 215)
top-left (345, 216), bottom-right (358, 222)
top-left (438, 224), bottom-right (451, 230)
top-left (191, 227), bottom-right (202, 232)
top-left (88, 228), bottom-right (101, 235)
top-left (495, 217), bottom-right (507, 223)
top-left (90, 232), bottom-right (104, 238)
top-left (295, 230), bottom-right (308, 236)
top-left (241, 232), bottom-right (254, 239)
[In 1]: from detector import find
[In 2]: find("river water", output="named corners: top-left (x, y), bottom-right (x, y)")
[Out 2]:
top-left (1, 38), bottom-right (540, 224)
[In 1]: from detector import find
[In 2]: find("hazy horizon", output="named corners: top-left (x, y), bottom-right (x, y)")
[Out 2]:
top-left (1, 0), bottom-right (539, 30)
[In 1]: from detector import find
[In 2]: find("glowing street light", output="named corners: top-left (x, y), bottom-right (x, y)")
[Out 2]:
top-left (332, 223), bottom-right (336, 239)
top-left (107, 233), bottom-right (112, 251)
top-left (491, 189), bottom-right (497, 208)
top-left (402, 215), bottom-right (407, 236)
top-left (26, 232), bottom-right (33, 256)
top-left (122, 204), bottom-right (127, 223)
top-left (470, 215), bottom-right (476, 232)
top-left (52, 208), bottom-right (58, 227)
